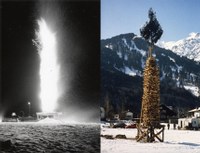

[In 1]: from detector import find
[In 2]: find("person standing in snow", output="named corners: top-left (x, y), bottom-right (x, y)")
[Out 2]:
top-left (167, 123), bottom-right (170, 130)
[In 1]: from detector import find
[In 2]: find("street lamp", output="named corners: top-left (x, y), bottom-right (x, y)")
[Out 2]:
top-left (28, 102), bottom-right (31, 117)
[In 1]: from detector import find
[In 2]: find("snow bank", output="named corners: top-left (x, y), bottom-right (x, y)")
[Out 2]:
top-left (37, 117), bottom-right (63, 124)
top-left (101, 127), bottom-right (200, 153)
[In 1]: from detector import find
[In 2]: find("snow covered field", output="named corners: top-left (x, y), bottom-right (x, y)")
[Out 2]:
top-left (101, 127), bottom-right (200, 153)
top-left (0, 122), bottom-right (100, 153)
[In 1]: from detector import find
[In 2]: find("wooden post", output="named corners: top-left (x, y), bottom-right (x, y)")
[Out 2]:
top-left (136, 124), bottom-right (165, 142)
top-left (148, 45), bottom-right (153, 57)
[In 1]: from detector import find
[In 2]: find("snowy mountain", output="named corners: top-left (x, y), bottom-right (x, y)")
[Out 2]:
top-left (101, 33), bottom-right (200, 116)
top-left (158, 32), bottom-right (200, 62)
top-left (101, 33), bottom-right (200, 89)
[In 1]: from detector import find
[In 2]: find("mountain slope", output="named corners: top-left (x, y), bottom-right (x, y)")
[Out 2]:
top-left (158, 32), bottom-right (200, 62)
top-left (101, 33), bottom-right (200, 87)
top-left (101, 33), bottom-right (200, 117)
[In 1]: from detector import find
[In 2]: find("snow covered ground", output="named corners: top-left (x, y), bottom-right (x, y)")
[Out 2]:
top-left (0, 122), bottom-right (100, 153)
top-left (101, 126), bottom-right (200, 153)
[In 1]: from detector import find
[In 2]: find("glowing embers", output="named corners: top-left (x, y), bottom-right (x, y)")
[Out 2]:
top-left (35, 18), bottom-right (59, 112)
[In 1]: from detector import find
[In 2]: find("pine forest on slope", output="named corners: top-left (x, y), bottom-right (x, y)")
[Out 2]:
top-left (101, 33), bottom-right (200, 118)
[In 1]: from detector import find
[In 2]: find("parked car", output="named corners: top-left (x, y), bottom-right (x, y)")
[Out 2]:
top-left (125, 123), bottom-right (137, 128)
top-left (113, 122), bottom-right (126, 128)
top-left (101, 121), bottom-right (110, 128)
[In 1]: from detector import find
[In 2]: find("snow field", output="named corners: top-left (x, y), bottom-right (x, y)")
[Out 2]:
top-left (101, 127), bottom-right (200, 153)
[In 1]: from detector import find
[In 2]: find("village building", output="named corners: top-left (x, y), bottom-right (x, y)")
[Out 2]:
top-left (178, 107), bottom-right (200, 130)
top-left (188, 107), bottom-right (200, 117)
top-left (160, 104), bottom-right (177, 122)
top-left (125, 111), bottom-right (133, 120)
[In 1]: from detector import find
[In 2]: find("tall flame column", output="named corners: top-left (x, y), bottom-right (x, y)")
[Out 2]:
top-left (35, 18), bottom-right (59, 113)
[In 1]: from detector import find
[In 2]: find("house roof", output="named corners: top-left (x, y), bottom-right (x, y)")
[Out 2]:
top-left (188, 107), bottom-right (200, 113)
top-left (160, 104), bottom-right (177, 116)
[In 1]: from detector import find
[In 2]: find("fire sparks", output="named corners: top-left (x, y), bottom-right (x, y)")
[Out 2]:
top-left (35, 18), bottom-right (59, 112)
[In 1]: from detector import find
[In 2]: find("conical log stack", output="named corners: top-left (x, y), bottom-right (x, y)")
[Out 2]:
top-left (140, 56), bottom-right (160, 128)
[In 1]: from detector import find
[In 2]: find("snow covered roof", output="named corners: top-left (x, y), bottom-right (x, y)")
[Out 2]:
top-left (188, 107), bottom-right (200, 113)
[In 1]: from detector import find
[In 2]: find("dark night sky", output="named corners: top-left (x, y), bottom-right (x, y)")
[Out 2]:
top-left (0, 0), bottom-right (100, 120)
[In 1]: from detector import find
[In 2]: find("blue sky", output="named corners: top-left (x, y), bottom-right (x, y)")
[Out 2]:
top-left (101, 0), bottom-right (200, 41)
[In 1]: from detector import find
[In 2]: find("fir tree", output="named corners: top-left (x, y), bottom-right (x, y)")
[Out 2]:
top-left (140, 8), bottom-right (163, 56)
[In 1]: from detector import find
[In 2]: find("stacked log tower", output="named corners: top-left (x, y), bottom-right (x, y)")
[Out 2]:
top-left (140, 56), bottom-right (160, 128)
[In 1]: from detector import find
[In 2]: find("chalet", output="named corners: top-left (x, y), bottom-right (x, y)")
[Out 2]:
top-left (160, 104), bottom-right (177, 122)
top-left (178, 107), bottom-right (200, 130)
top-left (178, 118), bottom-right (192, 129)
top-left (188, 107), bottom-right (200, 117)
